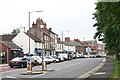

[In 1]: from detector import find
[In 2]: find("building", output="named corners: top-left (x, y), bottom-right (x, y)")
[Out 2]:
top-left (28, 18), bottom-right (58, 56)
top-left (55, 38), bottom-right (62, 53)
top-left (12, 32), bottom-right (42, 56)
top-left (0, 35), bottom-right (22, 63)
top-left (63, 37), bottom-right (82, 53)
top-left (97, 44), bottom-right (105, 54)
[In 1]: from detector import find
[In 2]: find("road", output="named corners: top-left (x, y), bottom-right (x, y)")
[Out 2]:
top-left (1, 58), bottom-right (103, 80)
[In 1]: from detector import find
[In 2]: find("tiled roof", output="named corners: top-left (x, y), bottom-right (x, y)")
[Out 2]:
top-left (63, 41), bottom-right (82, 46)
top-left (25, 33), bottom-right (42, 42)
top-left (0, 35), bottom-right (16, 41)
top-left (1, 41), bottom-right (21, 50)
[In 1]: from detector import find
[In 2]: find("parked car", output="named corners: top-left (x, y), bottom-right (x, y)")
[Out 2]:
top-left (9, 57), bottom-right (27, 68)
top-left (76, 52), bottom-right (84, 58)
top-left (44, 56), bottom-right (53, 64)
top-left (49, 56), bottom-right (59, 63)
top-left (83, 55), bottom-right (88, 58)
top-left (57, 55), bottom-right (64, 62)
top-left (89, 55), bottom-right (95, 58)
top-left (25, 57), bottom-right (38, 66)
top-left (95, 54), bottom-right (101, 58)
top-left (31, 56), bottom-right (42, 65)
top-left (9, 57), bottom-right (36, 68)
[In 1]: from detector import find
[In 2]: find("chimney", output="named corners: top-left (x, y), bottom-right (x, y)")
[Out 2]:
top-left (49, 28), bottom-right (52, 32)
top-left (65, 37), bottom-right (70, 42)
top-left (32, 22), bottom-right (36, 28)
top-left (36, 18), bottom-right (40, 28)
top-left (74, 39), bottom-right (80, 42)
top-left (57, 38), bottom-right (61, 43)
top-left (44, 22), bottom-right (47, 28)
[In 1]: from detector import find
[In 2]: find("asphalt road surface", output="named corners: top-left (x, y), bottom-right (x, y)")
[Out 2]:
top-left (1, 58), bottom-right (103, 80)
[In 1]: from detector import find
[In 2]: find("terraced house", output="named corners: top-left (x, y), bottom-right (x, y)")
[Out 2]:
top-left (28, 18), bottom-right (58, 56)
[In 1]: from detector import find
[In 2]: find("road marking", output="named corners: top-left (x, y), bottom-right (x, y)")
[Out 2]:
top-left (94, 72), bottom-right (106, 75)
top-left (74, 58), bottom-right (106, 80)
top-left (6, 76), bottom-right (16, 78)
top-left (30, 72), bottom-right (46, 78)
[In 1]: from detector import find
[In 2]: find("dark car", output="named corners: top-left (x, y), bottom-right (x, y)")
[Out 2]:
top-left (9, 57), bottom-right (27, 68)
top-left (9, 57), bottom-right (36, 68)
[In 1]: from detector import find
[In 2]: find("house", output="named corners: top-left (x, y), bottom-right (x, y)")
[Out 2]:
top-left (12, 32), bottom-right (42, 56)
top-left (0, 35), bottom-right (23, 63)
top-left (55, 38), bottom-right (62, 54)
top-left (83, 40), bottom-right (98, 54)
top-left (28, 18), bottom-right (58, 56)
top-left (63, 37), bottom-right (82, 53)
top-left (97, 44), bottom-right (105, 54)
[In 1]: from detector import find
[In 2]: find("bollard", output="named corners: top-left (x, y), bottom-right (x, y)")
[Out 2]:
top-left (42, 61), bottom-right (47, 71)
top-left (27, 60), bottom-right (32, 73)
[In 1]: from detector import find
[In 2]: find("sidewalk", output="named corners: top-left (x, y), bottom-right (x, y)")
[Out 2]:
top-left (85, 58), bottom-right (115, 80)
top-left (0, 64), bottom-right (8, 67)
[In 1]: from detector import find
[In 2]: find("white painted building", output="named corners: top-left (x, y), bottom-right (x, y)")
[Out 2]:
top-left (63, 44), bottom-right (75, 52)
top-left (12, 32), bottom-right (42, 55)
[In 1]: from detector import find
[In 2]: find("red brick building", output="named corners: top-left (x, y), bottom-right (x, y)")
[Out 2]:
top-left (0, 35), bottom-right (23, 64)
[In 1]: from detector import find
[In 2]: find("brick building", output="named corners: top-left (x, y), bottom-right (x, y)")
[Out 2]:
top-left (0, 35), bottom-right (23, 64)
top-left (28, 18), bottom-right (58, 55)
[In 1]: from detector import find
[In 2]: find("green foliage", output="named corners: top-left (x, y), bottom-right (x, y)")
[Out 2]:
top-left (109, 59), bottom-right (120, 80)
top-left (93, 2), bottom-right (120, 54)
top-left (11, 28), bottom-right (20, 35)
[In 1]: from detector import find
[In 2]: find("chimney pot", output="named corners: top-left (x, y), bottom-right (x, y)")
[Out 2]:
top-left (65, 37), bottom-right (70, 42)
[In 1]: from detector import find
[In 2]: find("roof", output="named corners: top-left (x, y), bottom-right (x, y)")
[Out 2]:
top-left (1, 41), bottom-right (21, 50)
top-left (25, 33), bottom-right (42, 42)
top-left (63, 41), bottom-right (82, 46)
top-left (0, 35), bottom-right (16, 41)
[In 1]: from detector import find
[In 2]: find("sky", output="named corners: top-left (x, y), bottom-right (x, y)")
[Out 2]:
top-left (0, 0), bottom-right (98, 41)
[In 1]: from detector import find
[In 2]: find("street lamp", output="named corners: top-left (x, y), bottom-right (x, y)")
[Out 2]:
top-left (27, 10), bottom-right (43, 73)
top-left (28, 10), bottom-right (43, 54)
top-left (61, 30), bottom-right (70, 51)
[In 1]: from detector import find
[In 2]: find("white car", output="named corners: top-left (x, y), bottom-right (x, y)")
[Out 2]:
top-left (31, 56), bottom-right (42, 65)
top-left (49, 56), bottom-right (59, 63)
top-left (43, 56), bottom-right (53, 64)
top-left (83, 55), bottom-right (88, 58)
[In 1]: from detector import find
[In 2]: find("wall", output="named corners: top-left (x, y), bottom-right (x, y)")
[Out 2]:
top-left (0, 42), bottom-right (11, 63)
top-left (12, 32), bottom-right (42, 55)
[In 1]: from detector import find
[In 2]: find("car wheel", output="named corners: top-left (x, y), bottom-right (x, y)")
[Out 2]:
top-left (53, 60), bottom-right (57, 63)
top-left (21, 64), bottom-right (24, 68)
top-left (10, 66), bottom-right (13, 68)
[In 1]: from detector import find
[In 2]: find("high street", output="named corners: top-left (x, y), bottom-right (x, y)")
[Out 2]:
top-left (1, 58), bottom-right (103, 79)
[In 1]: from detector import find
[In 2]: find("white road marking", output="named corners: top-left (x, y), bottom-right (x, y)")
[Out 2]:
top-left (94, 72), bottom-right (106, 75)
top-left (30, 72), bottom-right (46, 78)
top-left (74, 58), bottom-right (106, 79)
top-left (6, 76), bottom-right (16, 78)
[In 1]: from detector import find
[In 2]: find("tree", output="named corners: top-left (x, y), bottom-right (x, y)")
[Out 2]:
top-left (11, 28), bottom-right (20, 35)
top-left (93, 2), bottom-right (120, 54)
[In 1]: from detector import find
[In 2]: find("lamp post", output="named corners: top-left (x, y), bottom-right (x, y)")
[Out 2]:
top-left (28, 10), bottom-right (43, 55)
top-left (61, 30), bottom-right (70, 51)
top-left (27, 10), bottom-right (43, 73)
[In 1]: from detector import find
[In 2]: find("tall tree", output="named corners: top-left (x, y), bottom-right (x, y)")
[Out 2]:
top-left (93, 2), bottom-right (120, 54)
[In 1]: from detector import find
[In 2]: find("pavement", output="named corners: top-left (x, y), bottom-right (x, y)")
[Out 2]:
top-left (0, 64), bottom-right (14, 72)
top-left (0, 64), bottom-right (8, 67)
top-left (84, 57), bottom-right (115, 80)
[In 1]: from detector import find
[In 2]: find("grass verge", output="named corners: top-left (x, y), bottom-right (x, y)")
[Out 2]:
top-left (108, 59), bottom-right (120, 80)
